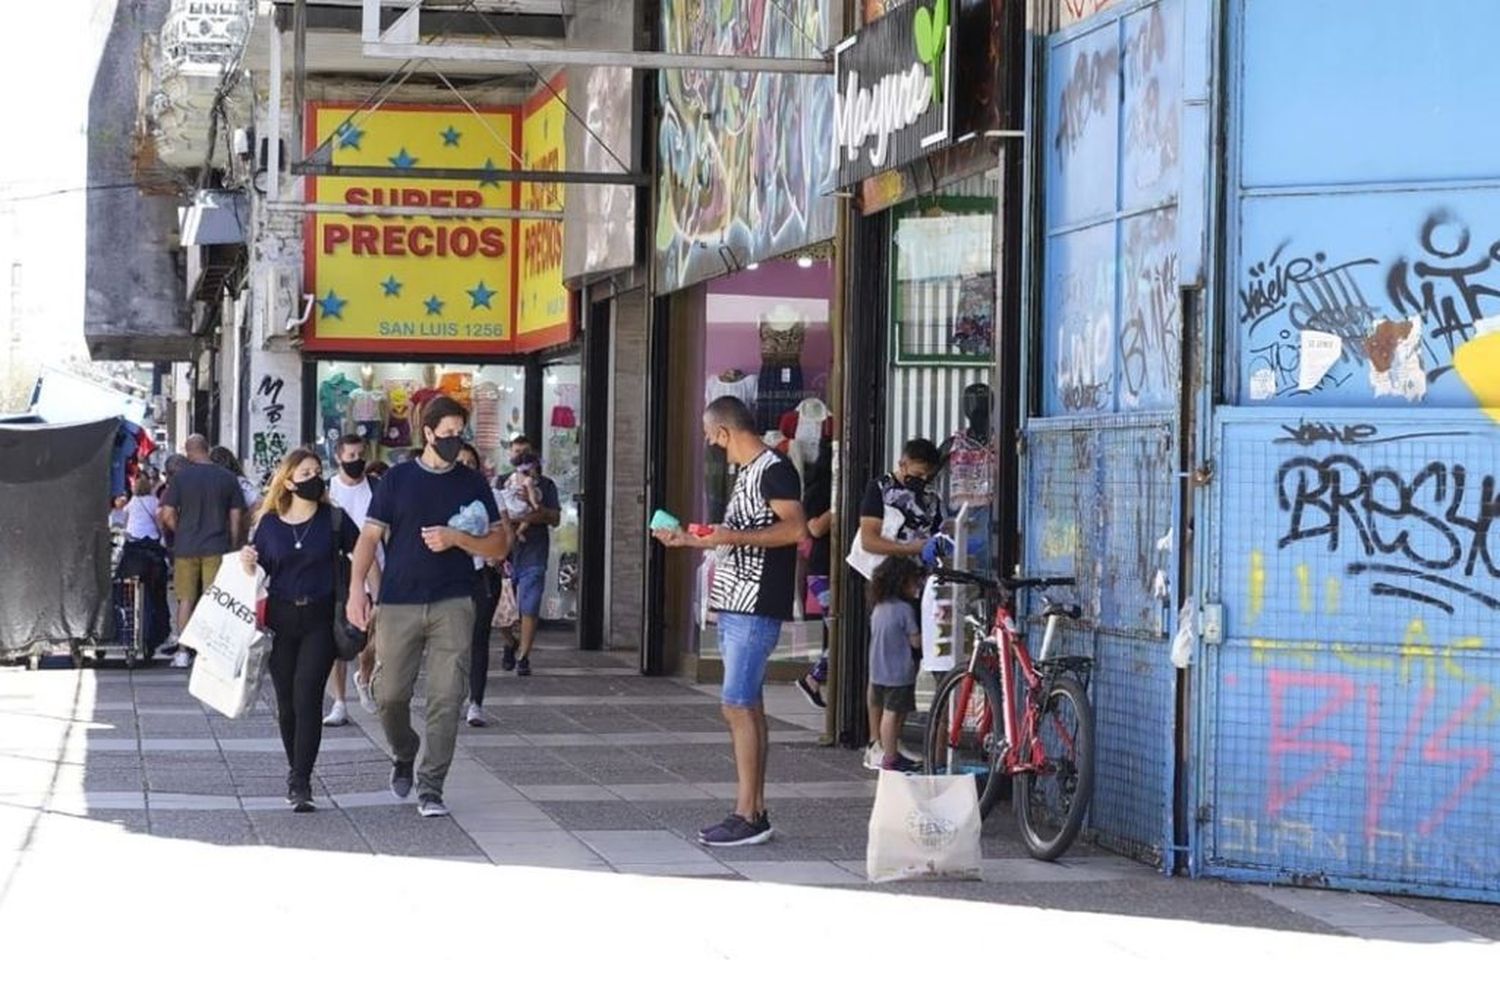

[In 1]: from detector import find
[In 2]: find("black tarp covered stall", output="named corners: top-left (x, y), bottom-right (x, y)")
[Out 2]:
top-left (0, 418), bottom-right (119, 659)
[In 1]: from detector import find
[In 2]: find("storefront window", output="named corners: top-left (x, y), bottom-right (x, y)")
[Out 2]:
top-left (312, 360), bottom-right (526, 479)
top-left (540, 362), bottom-right (582, 621)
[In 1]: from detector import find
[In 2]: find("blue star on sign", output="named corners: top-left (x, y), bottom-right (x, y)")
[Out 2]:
top-left (380, 275), bottom-right (403, 297)
top-left (468, 281), bottom-right (497, 310)
top-left (335, 123), bottom-right (364, 150)
top-left (440, 126), bottom-right (462, 147)
top-left (389, 147), bottom-right (419, 170)
top-left (478, 157), bottom-right (502, 188)
top-left (318, 290), bottom-right (347, 320)
top-left (424, 295), bottom-right (445, 316)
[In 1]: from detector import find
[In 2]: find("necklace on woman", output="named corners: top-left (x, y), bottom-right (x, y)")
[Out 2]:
top-left (290, 519), bottom-right (315, 550)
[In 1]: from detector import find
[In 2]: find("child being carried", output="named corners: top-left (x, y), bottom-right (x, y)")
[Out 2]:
top-left (501, 453), bottom-right (543, 541)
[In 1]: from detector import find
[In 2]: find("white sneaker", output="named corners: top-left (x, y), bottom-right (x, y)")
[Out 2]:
top-left (354, 673), bottom-right (377, 714)
top-left (169, 650), bottom-right (192, 670)
top-left (862, 742), bottom-right (882, 771)
top-left (322, 700), bottom-right (349, 727)
top-left (466, 703), bottom-right (487, 728)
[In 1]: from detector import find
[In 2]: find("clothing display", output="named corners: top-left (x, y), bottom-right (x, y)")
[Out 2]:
top-left (946, 430), bottom-right (997, 507)
top-left (705, 370), bottom-right (758, 408)
top-left (953, 273), bottom-right (996, 356)
top-left (471, 381), bottom-right (506, 454)
top-left (755, 363), bottom-right (804, 433)
top-left (383, 379), bottom-right (416, 449)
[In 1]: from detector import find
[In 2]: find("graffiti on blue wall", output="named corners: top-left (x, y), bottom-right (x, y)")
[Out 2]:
top-left (1238, 199), bottom-right (1500, 410)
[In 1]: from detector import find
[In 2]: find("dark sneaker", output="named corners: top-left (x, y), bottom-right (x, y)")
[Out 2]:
top-left (698, 813), bottom-right (773, 848)
top-left (795, 675), bottom-right (826, 709)
top-left (289, 783), bottom-right (316, 814)
top-left (417, 794), bottom-right (449, 818)
top-left (390, 760), bottom-right (415, 800)
top-left (881, 753), bottom-right (922, 773)
top-left (515, 657), bottom-right (532, 677)
top-left (501, 646), bottom-right (517, 672)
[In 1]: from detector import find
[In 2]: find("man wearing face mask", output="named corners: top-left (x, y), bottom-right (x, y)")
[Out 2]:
top-left (346, 397), bottom-right (511, 818)
top-left (325, 435), bottom-right (381, 726)
top-left (855, 437), bottom-right (944, 768)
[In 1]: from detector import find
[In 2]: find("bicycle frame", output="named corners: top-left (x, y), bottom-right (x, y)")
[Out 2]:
top-left (947, 596), bottom-right (1070, 776)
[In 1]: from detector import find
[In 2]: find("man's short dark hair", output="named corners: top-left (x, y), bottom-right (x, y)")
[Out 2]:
top-left (510, 434), bottom-right (532, 449)
top-left (422, 395), bottom-right (469, 432)
top-left (902, 437), bottom-right (942, 468)
top-left (704, 396), bottom-right (757, 434)
top-left (337, 434), bottom-right (367, 452)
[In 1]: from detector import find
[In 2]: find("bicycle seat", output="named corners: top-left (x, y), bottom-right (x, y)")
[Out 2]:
top-left (1042, 602), bottom-right (1082, 620)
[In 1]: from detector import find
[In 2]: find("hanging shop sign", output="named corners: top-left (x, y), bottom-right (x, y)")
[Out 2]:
top-left (517, 78), bottom-right (573, 349)
top-left (303, 102), bottom-right (520, 355)
top-left (833, 0), bottom-right (955, 187)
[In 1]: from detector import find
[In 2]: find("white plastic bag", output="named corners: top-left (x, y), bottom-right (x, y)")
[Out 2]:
top-left (1171, 600), bottom-right (1196, 670)
top-left (846, 506), bottom-right (905, 580)
top-left (866, 771), bottom-right (983, 883)
top-left (182, 559), bottom-right (269, 718)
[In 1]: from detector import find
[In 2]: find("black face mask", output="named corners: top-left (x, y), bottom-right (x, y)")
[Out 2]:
top-left (903, 475), bottom-right (929, 493)
top-left (340, 460), bottom-right (366, 480)
top-left (430, 435), bottom-right (464, 466)
top-left (292, 477), bottom-right (327, 502)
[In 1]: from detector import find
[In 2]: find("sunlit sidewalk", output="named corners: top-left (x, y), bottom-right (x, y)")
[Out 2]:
top-left (0, 652), bottom-right (1495, 984)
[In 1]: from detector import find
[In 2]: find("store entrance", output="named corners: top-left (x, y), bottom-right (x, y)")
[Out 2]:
top-left (538, 357), bottom-right (582, 625)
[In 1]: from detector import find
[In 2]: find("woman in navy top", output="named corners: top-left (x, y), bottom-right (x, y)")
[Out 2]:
top-left (240, 447), bottom-right (371, 813)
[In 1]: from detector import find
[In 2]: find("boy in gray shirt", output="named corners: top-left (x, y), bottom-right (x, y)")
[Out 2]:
top-left (867, 557), bottom-right (925, 772)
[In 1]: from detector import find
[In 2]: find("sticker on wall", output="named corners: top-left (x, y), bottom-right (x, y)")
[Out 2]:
top-left (1365, 315), bottom-right (1427, 402)
top-left (1249, 365), bottom-right (1276, 401)
top-left (1296, 329), bottom-right (1343, 391)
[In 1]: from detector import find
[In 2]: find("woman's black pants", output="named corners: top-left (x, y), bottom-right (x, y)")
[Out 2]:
top-left (265, 597), bottom-right (337, 788)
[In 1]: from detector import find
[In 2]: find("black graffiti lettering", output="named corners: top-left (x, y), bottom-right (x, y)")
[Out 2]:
top-left (255, 375), bottom-right (287, 427)
top-left (1276, 456), bottom-right (1496, 577)
top-left (1239, 243), bottom-right (1319, 328)
top-left (1275, 422), bottom-right (1378, 447)
top-left (1386, 210), bottom-right (1500, 353)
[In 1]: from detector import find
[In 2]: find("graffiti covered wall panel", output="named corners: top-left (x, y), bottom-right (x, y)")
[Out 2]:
top-left (655, 0), bottom-right (838, 292)
top-left (1236, 191), bottom-right (1500, 408)
top-left (1120, 0), bottom-right (1181, 214)
top-left (1045, 23), bottom-right (1119, 232)
top-left (1043, 222), bottom-right (1116, 416)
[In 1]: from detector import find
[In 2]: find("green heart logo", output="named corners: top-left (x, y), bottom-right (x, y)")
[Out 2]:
top-left (913, 0), bottom-right (949, 104)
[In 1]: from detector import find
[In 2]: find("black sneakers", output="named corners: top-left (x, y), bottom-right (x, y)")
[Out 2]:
top-left (501, 645), bottom-right (517, 672)
top-left (515, 656), bottom-right (532, 677)
top-left (390, 759), bottom-right (415, 800)
top-left (795, 675), bottom-right (826, 709)
top-left (288, 783), bottom-right (316, 814)
top-left (698, 811), bottom-right (773, 847)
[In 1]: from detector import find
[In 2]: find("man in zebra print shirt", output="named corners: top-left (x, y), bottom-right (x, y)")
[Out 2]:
top-left (654, 396), bottom-right (805, 847)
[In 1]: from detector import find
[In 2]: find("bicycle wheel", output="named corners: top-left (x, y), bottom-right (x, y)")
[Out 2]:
top-left (1014, 674), bottom-right (1094, 861)
top-left (923, 666), bottom-right (1008, 818)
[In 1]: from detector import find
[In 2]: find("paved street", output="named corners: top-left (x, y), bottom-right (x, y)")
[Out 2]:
top-left (2, 646), bottom-right (1497, 984)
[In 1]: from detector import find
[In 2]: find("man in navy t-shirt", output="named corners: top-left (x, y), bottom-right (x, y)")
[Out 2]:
top-left (347, 396), bottom-right (510, 817)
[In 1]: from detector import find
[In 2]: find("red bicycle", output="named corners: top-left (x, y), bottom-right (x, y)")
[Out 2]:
top-left (922, 568), bottom-right (1095, 861)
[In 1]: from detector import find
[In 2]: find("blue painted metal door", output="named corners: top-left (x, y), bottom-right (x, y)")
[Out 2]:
top-left (1025, 0), bottom-right (1206, 865)
top-left (1197, 0), bottom-right (1500, 899)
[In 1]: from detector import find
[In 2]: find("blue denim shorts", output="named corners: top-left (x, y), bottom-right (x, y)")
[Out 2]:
top-left (716, 612), bottom-right (782, 707)
top-left (513, 565), bottom-right (546, 618)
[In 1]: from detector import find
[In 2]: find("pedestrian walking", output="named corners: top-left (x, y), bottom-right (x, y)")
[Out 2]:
top-left (654, 396), bottom-right (804, 847)
top-left (796, 438), bottom-right (834, 708)
top-left (496, 435), bottom-right (561, 677)
top-left (116, 473), bottom-right (172, 656)
top-left (456, 442), bottom-right (504, 727)
top-left (160, 434), bottom-right (247, 668)
top-left (210, 445), bottom-right (263, 517)
top-left (239, 448), bottom-right (372, 813)
top-left (325, 434), bottom-right (380, 725)
top-left (346, 397), bottom-right (510, 818)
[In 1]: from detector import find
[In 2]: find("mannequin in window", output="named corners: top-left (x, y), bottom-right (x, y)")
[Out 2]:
top-left (755, 304), bottom-right (806, 432)
top-left (941, 383), bottom-right (998, 569)
top-left (705, 370), bottom-right (756, 522)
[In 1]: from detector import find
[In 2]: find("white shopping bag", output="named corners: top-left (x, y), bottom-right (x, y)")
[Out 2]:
top-left (866, 771), bottom-right (983, 883)
top-left (182, 559), bottom-right (269, 718)
top-left (846, 506), bottom-right (905, 580)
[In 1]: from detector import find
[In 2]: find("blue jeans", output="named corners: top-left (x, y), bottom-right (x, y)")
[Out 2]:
top-left (717, 612), bottom-right (782, 707)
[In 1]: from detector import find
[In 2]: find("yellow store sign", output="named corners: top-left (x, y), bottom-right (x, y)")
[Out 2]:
top-left (517, 78), bottom-right (571, 347)
top-left (304, 100), bottom-right (568, 355)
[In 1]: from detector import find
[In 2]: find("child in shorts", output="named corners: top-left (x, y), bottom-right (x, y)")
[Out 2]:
top-left (867, 556), bottom-right (925, 773)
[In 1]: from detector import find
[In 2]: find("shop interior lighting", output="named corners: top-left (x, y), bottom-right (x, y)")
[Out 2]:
top-left (796, 256), bottom-right (813, 268)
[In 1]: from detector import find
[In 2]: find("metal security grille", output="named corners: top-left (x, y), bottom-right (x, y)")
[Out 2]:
top-left (1024, 416), bottom-right (1177, 863)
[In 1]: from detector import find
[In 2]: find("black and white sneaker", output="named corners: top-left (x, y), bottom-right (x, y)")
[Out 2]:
top-left (417, 794), bottom-right (449, 818)
top-left (288, 783), bottom-right (316, 814)
top-left (698, 812), bottom-right (773, 848)
top-left (390, 760), bottom-right (415, 800)
top-left (795, 675), bottom-right (826, 709)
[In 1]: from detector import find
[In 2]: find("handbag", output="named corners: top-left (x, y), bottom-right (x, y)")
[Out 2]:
top-left (846, 506), bottom-right (906, 580)
top-left (493, 566), bottom-right (519, 629)
top-left (329, 506), bottom-right (370, 660)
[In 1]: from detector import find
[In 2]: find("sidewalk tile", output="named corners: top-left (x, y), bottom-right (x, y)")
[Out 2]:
top-left (611, 783), bottom-right (714, 802)
top-left (725, 861), bottom-right (865, 885)
top-left (574, 829), bottom-right (709, 865)
top-left (517, 784), bottom-right (617, 802)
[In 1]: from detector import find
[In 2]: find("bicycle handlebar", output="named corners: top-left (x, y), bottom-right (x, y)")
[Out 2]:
top-left (931, 569), bottom-right (1076, 592)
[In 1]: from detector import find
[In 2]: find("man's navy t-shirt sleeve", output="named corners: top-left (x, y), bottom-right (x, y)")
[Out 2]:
top-left (478, 475), bottom-right (502, 525)
top-left (161, 478), bottom-right (180, 509)
top-left (859, 479), bottom-right (884, 519)
top-left (760, 459), bottom-right (801, 504)
top-left (225, 471), bottom-right (247, 511)
top-left (539, 478), bottom-right (561, 513)
top-left (366, 472), bottom-right (395, 529)
top-left (337, 510), bottom-right (361, 554)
